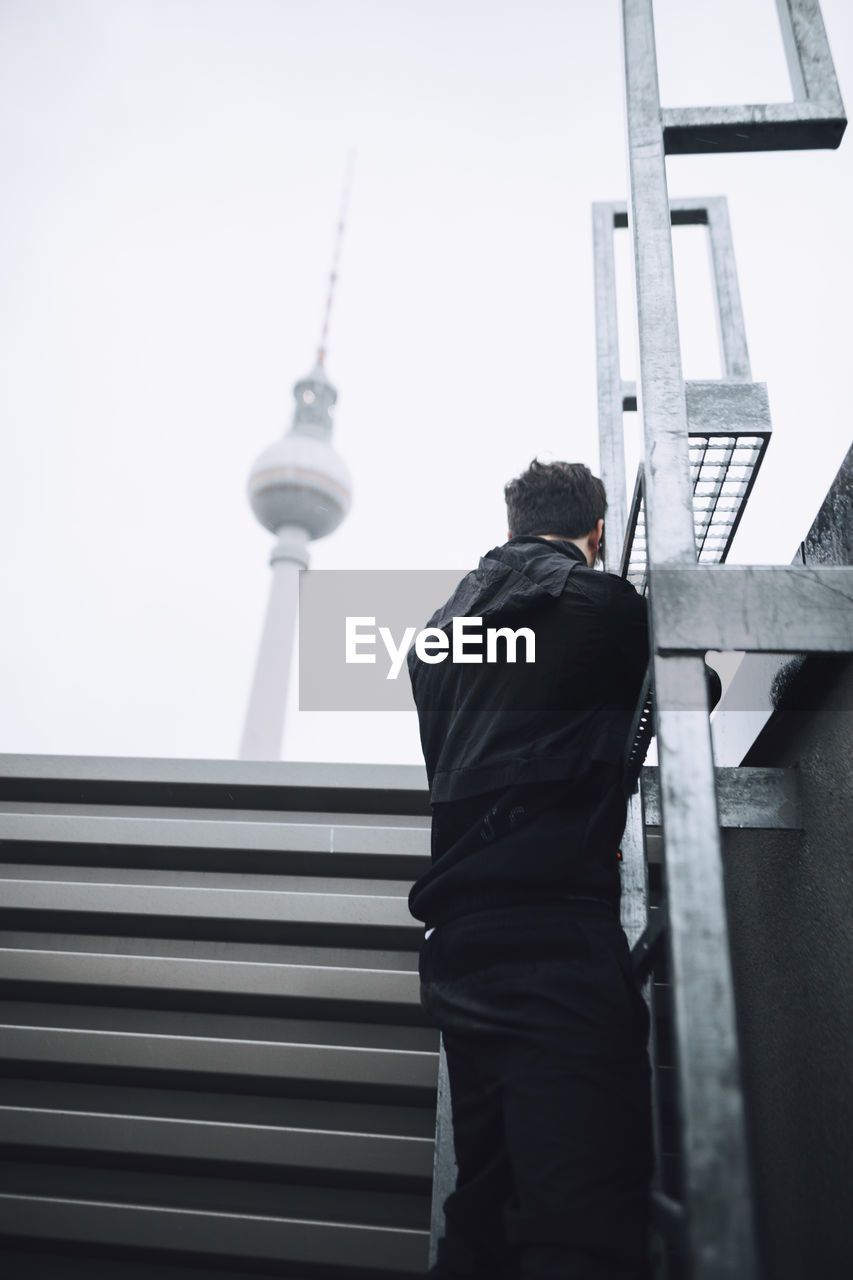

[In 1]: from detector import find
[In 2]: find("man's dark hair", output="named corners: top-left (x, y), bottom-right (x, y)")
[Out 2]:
top-left (504, 458), bottom-right (607, 539)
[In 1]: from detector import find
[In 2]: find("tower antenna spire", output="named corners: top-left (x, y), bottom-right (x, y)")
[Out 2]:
top-left (317, 150), bottom-right (355, 368)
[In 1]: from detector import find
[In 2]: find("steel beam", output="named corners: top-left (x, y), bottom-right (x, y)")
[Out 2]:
top-left (593, 201), bottom-right (629, 570)
top-left (642, 767), bottom-right (802, 830)
top-left (683, 382), bottom-right (768, 435)
top-left (597, 198), bottom-right (754, 386)
top-left (619, 791), bottom-right (649, 949)
top-left (703, 198), bottom-right (751, 380)
top-left (650, 658), bottom-right (757, 1278)
top-left (663, 1), bottom-right (846, 154)
top-left (652, 566), bottom-right (853, 653)
top-left (663, 102), bottom-right (845, 153)
top-left (622, 3), bottom-right (759, 1275)
top-left (620, 786), bottom-right (669, 1280)
top-left (623, 0), bottom-right (708, 658)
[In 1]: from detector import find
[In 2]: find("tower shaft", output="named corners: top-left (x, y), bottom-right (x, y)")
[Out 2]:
top-left (238, 526), bottom-right (310, 760)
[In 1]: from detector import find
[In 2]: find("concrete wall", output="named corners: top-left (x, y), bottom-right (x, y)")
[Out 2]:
top-left (722, 655), bottom-right (853, 1278)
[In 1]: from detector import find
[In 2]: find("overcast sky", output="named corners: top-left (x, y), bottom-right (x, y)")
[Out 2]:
top-left (1, 0), bottom-right (851, 767)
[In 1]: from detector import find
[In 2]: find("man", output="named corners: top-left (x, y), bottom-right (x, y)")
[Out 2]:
top-left (407, 459), bottom-right (654, 1280)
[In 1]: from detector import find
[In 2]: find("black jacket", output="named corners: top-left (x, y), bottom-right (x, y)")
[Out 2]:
top-left (406, 537), bottom-right (650, 927)
top-left (407, 536), bottom-right (649, 805)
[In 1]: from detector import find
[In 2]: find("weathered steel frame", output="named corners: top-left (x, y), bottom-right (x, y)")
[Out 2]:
top-left (614, 2), bottom-right (846, 1277)
top-left (653, 565), bottom-right (853, 652)
top-left (619, 785), bottom-right (671, 1280)
top-left (621, 3), bottom-right (759, 1276)
top-left (594, 196), bottom-right (770, 589)
top-left (640, 766), bottom-right (803, 832)
top-left (630, 761), bottom-right (804, 1266)
top-left (663, 0), bottom-right (846, 153)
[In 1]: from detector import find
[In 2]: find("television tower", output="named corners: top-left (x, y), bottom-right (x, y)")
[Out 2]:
top-left (238, 171), bottom-right (353, 759)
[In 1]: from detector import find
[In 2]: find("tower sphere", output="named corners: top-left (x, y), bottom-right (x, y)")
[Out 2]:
top-left (248, 359), bottom-right (351, 540)
top-left (248, 428), bottom-right (352, 540)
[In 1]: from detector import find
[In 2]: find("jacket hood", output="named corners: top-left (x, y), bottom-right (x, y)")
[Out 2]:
top-left (423, 537), bottom-right (586, 630)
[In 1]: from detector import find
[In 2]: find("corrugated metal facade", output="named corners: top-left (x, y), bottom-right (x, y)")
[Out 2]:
top-left (0, 757), bottom-right (437, 1278)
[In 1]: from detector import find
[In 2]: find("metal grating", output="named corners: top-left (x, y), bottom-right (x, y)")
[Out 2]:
top-left (622, 432), bottom-right (769, 592)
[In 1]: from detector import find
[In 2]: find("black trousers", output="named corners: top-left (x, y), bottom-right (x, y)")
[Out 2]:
top-left (420, 903), bottom-right (654, 1280)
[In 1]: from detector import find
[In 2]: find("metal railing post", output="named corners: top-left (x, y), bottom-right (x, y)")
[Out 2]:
top-left (621, 3), bottom-right (759, 1275)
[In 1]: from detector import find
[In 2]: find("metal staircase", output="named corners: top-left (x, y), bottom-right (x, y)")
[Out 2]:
top-left (594, 3), bottom-right (851, 1277)
top-left (0, 756), bottom-right (437, 1278)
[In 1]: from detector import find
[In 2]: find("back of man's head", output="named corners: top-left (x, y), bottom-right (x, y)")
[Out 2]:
top-left (504, 458), bottom-right (607, 539)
